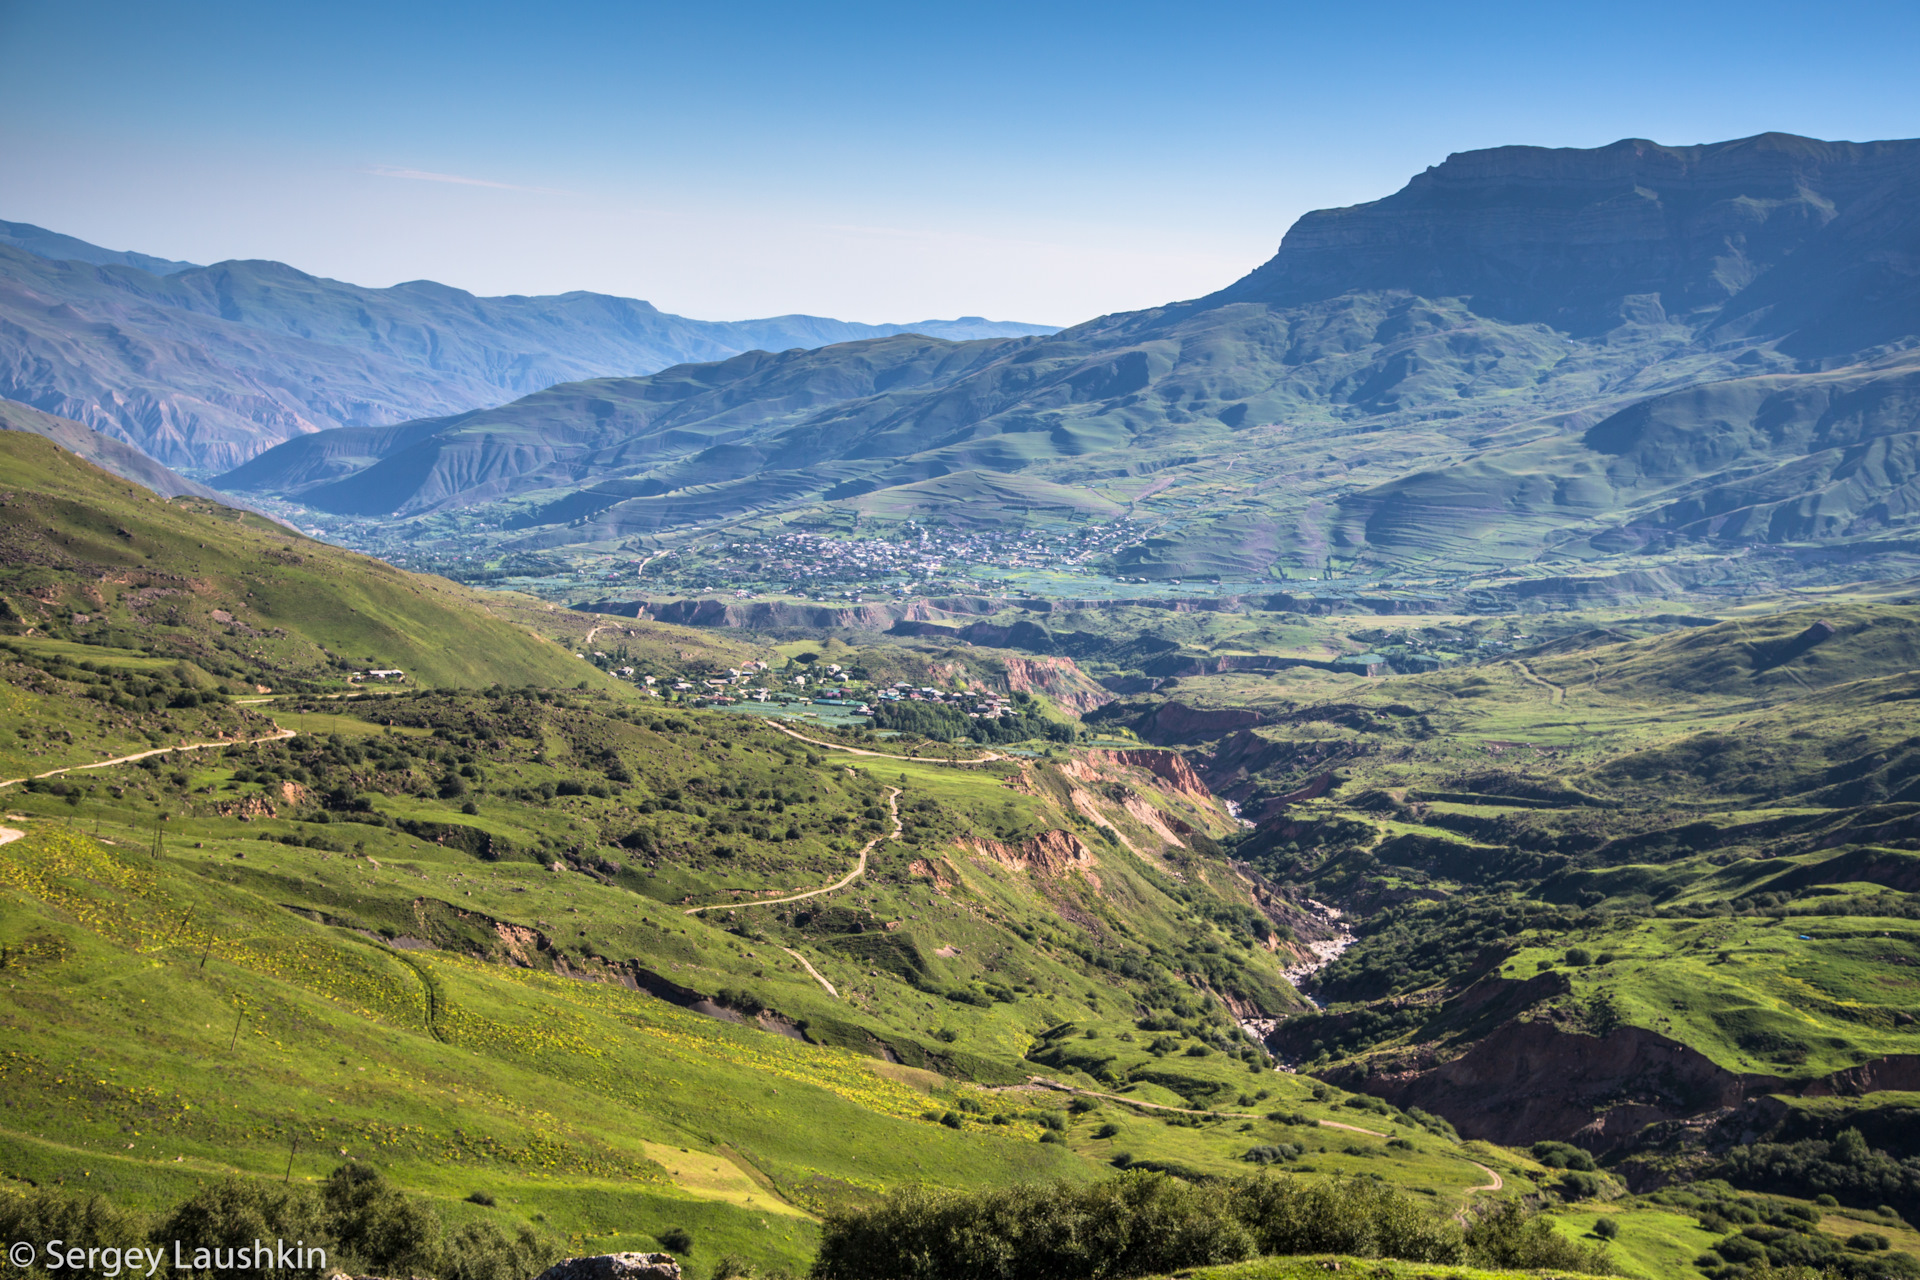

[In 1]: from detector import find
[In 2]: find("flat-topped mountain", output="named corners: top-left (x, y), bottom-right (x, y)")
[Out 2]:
top-left (0, 222), bottom-right (1056, 472)
top-left (222, 133), bottom-right (1920, 591)
top-left (1213, 132), bottom-right (1920, 348)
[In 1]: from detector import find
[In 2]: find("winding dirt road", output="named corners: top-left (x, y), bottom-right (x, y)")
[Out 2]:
top-left (0, 728), bottom-right (296, 791)
top-left (684, 786), bottom-right (901, 914)
top-left (765, 721), bottom-right (1010, 765)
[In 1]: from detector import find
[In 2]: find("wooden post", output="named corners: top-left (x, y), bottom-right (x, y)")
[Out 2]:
top-left (229, 1008), bottom-right (244, 1051)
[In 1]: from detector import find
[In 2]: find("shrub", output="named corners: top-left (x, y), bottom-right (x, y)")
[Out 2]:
top-left (320, 1163), bottom-right (438, 1277)
top-left (0, 1189), bottom-right (149, 1280)
top-left (1465, 1201), bottom-right (1611, 1273)
top-left (154, 1180), bottom-right (334, 1280)
top-left (1565, 946), bottom-right (1593, 966)
top-left (440, 1222), bottom-right (559, 1280)
top-left (810, 1172), bottom-right (1255, 1280)
top-left (1094, 1123), bottom-right (1121, 1139)
top-left (1531, 1140), bottom-right (1596, 1172)
top-left (659, 1227), bottom-right (693, 1255)
top-left (1593, 1218), bottom-right (1619, 1240)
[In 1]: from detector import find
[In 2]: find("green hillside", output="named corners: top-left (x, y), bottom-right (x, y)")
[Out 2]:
top-left (0, 430), bottom-right (613, 699)
top-left (6, 433), bottom-right (1920, 1278)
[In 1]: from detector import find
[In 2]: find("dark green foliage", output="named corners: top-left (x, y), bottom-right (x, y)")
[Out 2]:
top-left (154, 1180), bottom-right (333, 1280)
top-left (870, 697), bottom-right (1074, 745)
top-left (321, 1163), bottom-right (439, 1277)
top-left (1593, 1217), bottom-right (1619, 1240)
top-left (810, 1171), bottom-right (1256, 1280)
top-left (1717, 1129), bottom-right (1920, 1220)
top-left (809, 1171), bottom-right (1497, 1280)
top-left (1226, 1175), bottom-right (1462, 1263)
top-left (659, 1227), bottom-right (694, 1255)
top-left (1532, 1140), bottom-right (1597, 1172)
top-left (0, 1190), bottom-right (149, 1280)
top-left (1461, 1201), bottom-right (1611, 1273)
top-left (439, 1222), bottom-right (557, 1280)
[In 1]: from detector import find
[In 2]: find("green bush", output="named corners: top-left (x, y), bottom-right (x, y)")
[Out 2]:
top-left (811, 1172), bottom-right (1254, 1280)
top-left (154, 1180), bottom-right (333, 1280)
top-left (1464, 1201), bottom-right (1611, 1273)
top-left (321, 1163), bottom-right (439, 1277)
top-left (439, 1221), bottom-right (559, 1280)
top-left (0, 1190), bottom-right (150, 1280)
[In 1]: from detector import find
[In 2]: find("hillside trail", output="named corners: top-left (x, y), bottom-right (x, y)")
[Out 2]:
top-left (0, 728), bottom-right (296, 791)
top-left (0, 826), bottom-right (22, 846)
top-left (766, 721), bottom-right (1011, 765)
top-left (1510, 660), bottom-right (1565, 706)
top-left (684, 786), bottom-right (901, 914)
top-left (781, 947), bottom-right (839, 997)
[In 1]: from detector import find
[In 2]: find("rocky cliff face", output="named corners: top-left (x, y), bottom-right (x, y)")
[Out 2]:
top-left (1214, 132), bottom-right (1920, 343)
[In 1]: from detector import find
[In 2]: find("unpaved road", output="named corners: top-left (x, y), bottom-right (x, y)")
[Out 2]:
top-left (781, 947), bottom-right (840, 997)
top-left (685, 787), bottom-right (901, 914)
top-left (0, 728), bottom-right (296, 790)
top-left (766, 721), bottom-right (1009, 765)
top-left (1511, 660), bottom-right (1566, 707)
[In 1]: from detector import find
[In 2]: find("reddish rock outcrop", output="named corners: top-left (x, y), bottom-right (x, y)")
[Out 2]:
top-left (1082, 748), bottom-right (1214, 800)
top-left (1001, 655), bottom-right (1113, 716)
top-left (966, 829), bottom-right (1097, 878)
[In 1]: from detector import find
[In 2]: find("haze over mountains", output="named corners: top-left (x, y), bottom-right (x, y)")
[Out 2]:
top-left (0, 220), bottom-right (1057, 472)
top-left (216, 132), bottom-right (1920, 590)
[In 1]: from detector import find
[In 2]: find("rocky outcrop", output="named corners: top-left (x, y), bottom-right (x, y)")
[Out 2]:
top-left (1000, 655), bottom-right (1112, 716)
top-left (1133, 702), bottom-right (1268, 745)
top-left (534, 1254), bottom-right (681, 1280)
top-left (1215, 132), bottom-right (1920, 344)
top-left (1327, 1017), bottom-right (1779, 1150)
top-left (966, 829), bottom-right (1097, 878)
top-left (1081, 748), bottom-right (1214, 801)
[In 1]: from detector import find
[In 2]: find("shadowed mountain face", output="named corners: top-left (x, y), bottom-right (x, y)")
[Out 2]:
top-left (1210, 133), bottom-right (1920, 349)
top-left (0, 223), bottom-right (1056, 472)
top-left (220, 132), bottom-right (1920, 584)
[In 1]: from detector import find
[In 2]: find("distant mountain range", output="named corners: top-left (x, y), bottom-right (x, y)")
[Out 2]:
top-left (219, 132), bottom-right (1920, 587)
top-left (0, 220), bottom-right (1057, 472)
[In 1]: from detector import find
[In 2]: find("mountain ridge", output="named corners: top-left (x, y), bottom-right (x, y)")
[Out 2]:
top-left (0, 221), bottom-right (1057, 472)
top-left (219, 130), bottom-right (1920, 591)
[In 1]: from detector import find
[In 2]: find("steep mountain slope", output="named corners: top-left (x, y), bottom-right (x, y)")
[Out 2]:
top-left (220, 133), bottom-right (1920, 588)
top-left (0, 224), bottom-right (1056, 472)
top-left (0, 396), bottom-right (222, 499)
top-left (0, 430), bottom-right (617, 690)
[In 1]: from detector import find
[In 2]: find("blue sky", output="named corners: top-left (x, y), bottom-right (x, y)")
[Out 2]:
top-left (2, 0), bottom-right (1917, 324)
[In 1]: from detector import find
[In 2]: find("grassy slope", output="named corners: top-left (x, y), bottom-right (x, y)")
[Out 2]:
top-left (2, 669), bottom-right (1492, 1276)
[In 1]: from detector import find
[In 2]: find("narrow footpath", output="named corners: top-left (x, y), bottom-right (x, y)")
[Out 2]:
top-left (0, 728), bottom-right (296, 790)
top-left (684, 787), bottom-right (901, 914)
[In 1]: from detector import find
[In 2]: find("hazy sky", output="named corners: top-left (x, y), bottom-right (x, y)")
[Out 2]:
top-left (3, 0), bottom-right (1917, 325)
